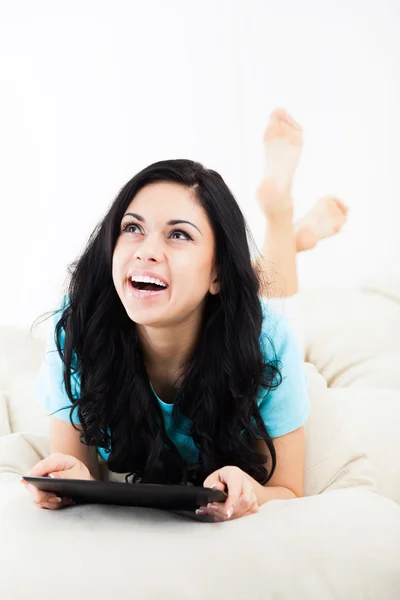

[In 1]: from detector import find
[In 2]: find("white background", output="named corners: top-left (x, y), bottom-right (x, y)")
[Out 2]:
top-left (0, 0), bottom-right (399, 329)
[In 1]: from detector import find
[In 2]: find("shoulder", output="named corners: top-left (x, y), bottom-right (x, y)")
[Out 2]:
top-left (34, 293), bottom-right (80, 424)
top-left (256, 296), bottom-right (310, 438)
top-left (258, 296), bottom-right (302, 364)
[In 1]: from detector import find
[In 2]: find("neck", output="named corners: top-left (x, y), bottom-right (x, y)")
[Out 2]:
top-left (137, 311), bottom-right (203, 385)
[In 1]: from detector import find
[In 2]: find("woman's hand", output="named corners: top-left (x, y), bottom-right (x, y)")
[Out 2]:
top-left (198, 466), bottom-right (260, 522)
top-left (20, 452), bottom-right (92, 510)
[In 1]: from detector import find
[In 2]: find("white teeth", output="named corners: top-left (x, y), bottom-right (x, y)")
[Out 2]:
top-left (130, 275), bottom-right (167, 288)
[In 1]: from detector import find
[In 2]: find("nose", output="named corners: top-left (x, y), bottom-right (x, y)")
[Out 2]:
top-left (133, 233), bottom-right (165, 263)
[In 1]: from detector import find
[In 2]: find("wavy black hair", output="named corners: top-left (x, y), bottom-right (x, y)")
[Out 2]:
top-left (33, 159), bottom-right (283, 487)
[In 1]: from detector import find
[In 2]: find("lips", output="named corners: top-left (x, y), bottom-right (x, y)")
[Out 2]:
top-left (127, 278), bottom-right (169, 299)
top-left (129, 279), bottom-right (167, 291)
top-left (128, 278), bottom-right (169, 291)
top-left (127, 271), bottom-right (169, 287)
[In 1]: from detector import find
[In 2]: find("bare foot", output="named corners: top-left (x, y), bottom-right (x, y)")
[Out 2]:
top-left (257, 108), bottom-right (303, 218)
top-left (294, 195), bottom-right (349, 252)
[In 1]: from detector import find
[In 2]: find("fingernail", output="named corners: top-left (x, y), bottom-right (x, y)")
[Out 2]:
top-left (49, 496), bottom-right (62, 503)
top-left (210, 483), bottom-right (218, 489)
top-left (226, 506), bottom-right (233, 519)
top-left (208, 503), bottom-right (219, 510)
top-left (196, 509), bottom-right (206, 515)
top-left (48, 474), bottom-right (56, 478)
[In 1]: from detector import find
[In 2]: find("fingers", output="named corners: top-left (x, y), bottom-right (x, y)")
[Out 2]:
top-left (202, 467), bottom-right (260, 522)
top-left (240, 477), bottom-right (256, 505)
top-left (239, 478), bottom-right (259, 515)
top-left (25, 484), bottom-right (74, 510)
top-left (209, 481), bottom-right (226, 493)
top-left (20, 479), bottom-right (52, 503)
top-left (221, 476), bottom-right (254, 519)
top-left (36, 496), bottom-right (74, 510)
top-left (27, 453), bottom-right (74, 478)
top-left (197, 476), bottom-right (258, 521)
top-left (223, 484), bottom-right (241, 518)
top-left (20, 478), bottom-right (74, 510)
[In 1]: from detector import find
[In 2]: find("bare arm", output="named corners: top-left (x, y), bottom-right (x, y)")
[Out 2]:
top-left (49, 415), bottom-right (101, 481)
top-left (250, 426), bottom-right (305, 505)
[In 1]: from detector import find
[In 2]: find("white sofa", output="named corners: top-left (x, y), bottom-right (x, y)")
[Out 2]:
top-left (0, 280), bottom-right (399, 599)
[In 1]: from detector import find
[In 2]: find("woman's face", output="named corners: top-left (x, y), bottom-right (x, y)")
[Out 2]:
top-left (112, 181), bottom-right (220, 327)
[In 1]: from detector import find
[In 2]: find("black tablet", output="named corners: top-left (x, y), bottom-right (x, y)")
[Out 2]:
top-left (22, 476), bottom-right (228, 511)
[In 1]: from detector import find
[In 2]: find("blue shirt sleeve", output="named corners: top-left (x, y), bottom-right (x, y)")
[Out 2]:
top-left (34, 295), bottom-right (81, 425)
top-left (255, 298), bottom-right (310, 438)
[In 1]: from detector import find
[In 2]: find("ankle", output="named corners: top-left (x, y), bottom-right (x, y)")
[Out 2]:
top-left (265, 205), bottom-right (294, 226)
top-left (295, 225), bottom-right (318, 252)
top-left (257, 180), bottom-right (294, 218)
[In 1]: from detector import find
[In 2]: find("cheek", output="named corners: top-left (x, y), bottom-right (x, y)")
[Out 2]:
top-left (111, 246), bottom-right (125, 287)
top-left (180, 260), bottom-right (214, 295)
top-left (177, 253), bottom-right (210, 279)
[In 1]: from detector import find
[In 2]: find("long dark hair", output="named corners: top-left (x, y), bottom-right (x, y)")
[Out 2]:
top-left (33, 159), bottom-right (282, 486)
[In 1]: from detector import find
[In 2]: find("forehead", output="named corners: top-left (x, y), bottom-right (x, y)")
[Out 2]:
top-left (125, 181), bottom-right (204, 221)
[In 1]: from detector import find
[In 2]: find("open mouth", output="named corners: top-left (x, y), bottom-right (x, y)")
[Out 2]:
top-left (129, 280), bottom-right (169, 293)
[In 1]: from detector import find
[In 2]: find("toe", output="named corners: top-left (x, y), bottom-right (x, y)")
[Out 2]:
top-left (333, 213), bottom-right (348, 232)
top-left (272, 107), bottom-right (302, 131)
top-left (270, 107), bottom-right (287, 122)
top-left (334, 197), bottom-right (349, 214)
top-left (320, 195), bottom-right (348, 215)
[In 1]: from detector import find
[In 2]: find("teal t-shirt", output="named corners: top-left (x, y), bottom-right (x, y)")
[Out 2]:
top-left (34, 295), bottom-right (310, 465)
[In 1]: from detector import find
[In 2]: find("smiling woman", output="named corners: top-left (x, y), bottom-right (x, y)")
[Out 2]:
top-left (32, 157), bottom-right (309, 501)
top-left (111, 180), bottom-right (221, 341)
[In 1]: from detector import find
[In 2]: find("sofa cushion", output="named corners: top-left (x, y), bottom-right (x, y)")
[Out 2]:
top-left (333, 387), bottom-right (400, 504)
top-left (4, 376), bottom-right (50, 438)
top-left (0, 324), bottom-right (47, 392)
top-left (300, 285), bottom-right (400, 388)
top-left (0, 391), bottom-right (11, 437)
top-left (0, 479), bottom-right (399, 599)
top-left (2, 368), bottom-right (398, 598)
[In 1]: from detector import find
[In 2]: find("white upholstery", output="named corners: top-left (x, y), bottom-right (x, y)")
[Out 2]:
top-left (0, 280), bottom-right (400, 598)
top-left (300, 280), bottom-right (400, 389)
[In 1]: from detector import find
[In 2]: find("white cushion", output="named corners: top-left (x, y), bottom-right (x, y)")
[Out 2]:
top-left (332, 387), bottom-right (400, 504)
top-left (300, 284), bottom-right (400, 388)
top-left (302, 363), bottom-right (377, 497)
top-left (1, 365), bottom-right (399, 598)
top-left (0, 321), bottom-right (49, 436)
top-left (0, 391), bottom-right (11, 438)
top-left (0, 479), bottom-right (399, 599)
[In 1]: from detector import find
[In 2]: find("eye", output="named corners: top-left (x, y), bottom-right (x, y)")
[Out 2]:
top-left (169, 230), bottom-right (192, 241)
top-left (121, 221), bottom-right (192, 241)
top-left (121, 222), bottom-right (140, 234)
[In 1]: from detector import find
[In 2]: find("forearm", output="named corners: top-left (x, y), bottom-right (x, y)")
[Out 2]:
top-left (252, 209), bottom-right (298, 298)
top-left (257, 484), bottom-right (298, 505)
top-left (249, 476), bottom-right (298, 505)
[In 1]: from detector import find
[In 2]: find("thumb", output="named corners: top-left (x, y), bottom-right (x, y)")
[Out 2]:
top-left (210, 481), bottom-right (226, 492)
top-left (27, 453), bottom-right (76, 478)
top-left (203, 474), bottom-right (227, 492)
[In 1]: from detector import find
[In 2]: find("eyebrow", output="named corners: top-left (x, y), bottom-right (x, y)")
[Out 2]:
top-left (122, 212), bottom-right (202, 235)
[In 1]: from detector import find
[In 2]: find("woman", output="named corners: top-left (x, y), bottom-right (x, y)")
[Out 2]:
top-left (22, 109), bottom-right (348, 522)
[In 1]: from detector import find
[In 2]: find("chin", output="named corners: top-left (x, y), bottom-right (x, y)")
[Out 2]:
top-left (124, 305), bottom-right (166, 327)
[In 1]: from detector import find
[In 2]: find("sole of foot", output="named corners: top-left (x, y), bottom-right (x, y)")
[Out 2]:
top-left (257, 108), bottom-right (304, 218)
top-left (295, 195), bottom-right (349, 252)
